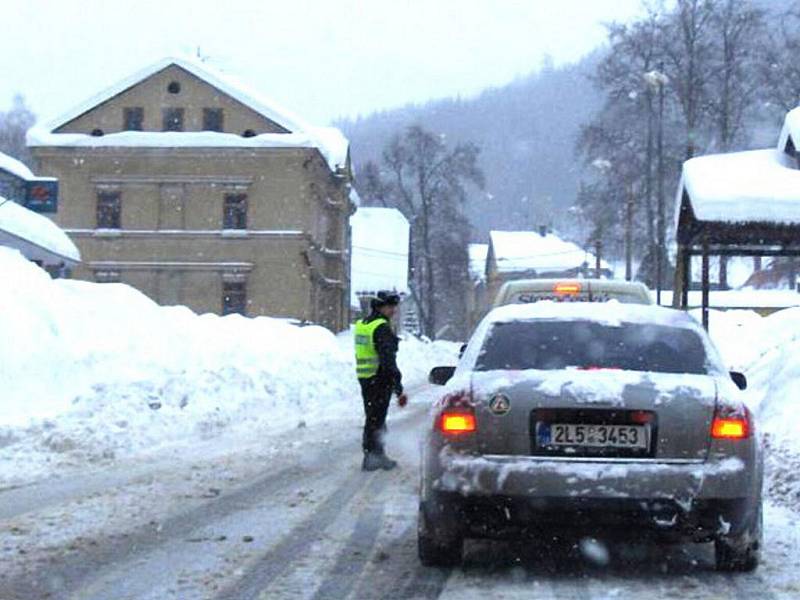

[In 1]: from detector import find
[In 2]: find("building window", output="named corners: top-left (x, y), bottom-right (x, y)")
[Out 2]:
top-left (123, 107), bottom-right (144, 131)
top-left (222, 282), bottom-right (247, 315)
top-left (162, 107), bottom-right (184, 132)
top-left (203, 108), bottom-right (224, 132)
top-left (95, 270), bottom-right (121, 283)
top-left (96, 191), bottom-right (121, 228)
top-left (167, 81), bottom-right (181, 94)
top-left (223, 193), bottom-right (248, 229)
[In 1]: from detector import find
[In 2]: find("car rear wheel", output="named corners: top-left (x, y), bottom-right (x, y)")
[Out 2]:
top-left (417, 502), bottom-right (463, 567)
top-left (714, 504), bottom-right (762, 572)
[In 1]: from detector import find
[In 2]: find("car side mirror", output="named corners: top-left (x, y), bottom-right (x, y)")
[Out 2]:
top-left (458, 344), bottom-right (467, 359)
top-left (429, 366), bottom-right (456, 386)
top-left (730, 371), bottom-right (747, 391)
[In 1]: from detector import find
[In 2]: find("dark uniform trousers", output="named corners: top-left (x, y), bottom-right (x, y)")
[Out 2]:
top-left (360, 377), bottom-right (393, 455)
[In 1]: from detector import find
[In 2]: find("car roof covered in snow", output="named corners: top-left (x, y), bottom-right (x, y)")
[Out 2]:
top-left (680, 148), bottom-right (800, 225)
top-left (484, 300), bottom-right (700, 330)
top-left (27, 56), bottom-right (350, 174)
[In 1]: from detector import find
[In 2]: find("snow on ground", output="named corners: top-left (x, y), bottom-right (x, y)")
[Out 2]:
top-left (698, 307), bottom-right (800, 510)
top-left (0, 246), bottom-right (458, 485)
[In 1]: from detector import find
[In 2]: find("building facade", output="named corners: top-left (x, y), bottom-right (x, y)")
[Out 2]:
top-left (28, 58), bottom-right (354, 330)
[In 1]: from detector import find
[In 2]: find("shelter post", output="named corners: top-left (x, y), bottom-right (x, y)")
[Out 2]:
top-left (672, 244), bottom-right (686, 308)
top-left (701, 242), bottom-right (710, 330)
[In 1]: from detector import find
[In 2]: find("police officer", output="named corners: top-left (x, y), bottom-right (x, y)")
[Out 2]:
top-left (354, 291), bottom-right (408, 471)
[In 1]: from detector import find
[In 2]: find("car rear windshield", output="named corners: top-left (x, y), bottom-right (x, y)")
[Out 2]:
top-left (510, 292), bottom-right (643, 304)
top-left (475, 320), bottom-right (710, 374)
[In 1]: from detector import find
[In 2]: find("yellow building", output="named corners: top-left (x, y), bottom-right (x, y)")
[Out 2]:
top-left (28, 57), bottom-right (355, 330)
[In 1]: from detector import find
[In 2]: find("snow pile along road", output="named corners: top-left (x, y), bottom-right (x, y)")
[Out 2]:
top-left (0, 247), bottom-right (458, 484)
top-left (701, 307), bottom-right (800, 509)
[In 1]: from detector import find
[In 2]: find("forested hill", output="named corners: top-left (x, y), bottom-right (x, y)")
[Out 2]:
top-left (337, 54), bottom-right (603, 241)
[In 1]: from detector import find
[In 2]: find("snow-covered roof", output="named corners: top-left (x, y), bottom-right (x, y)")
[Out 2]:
top-left (468, 243), bottom-right (488, 281)
top-left (778, 106), bottom-right (800, 154)
top-left (680, 148), bottom-right (800, 224)
top-left (27, 130), bottom-right (349, 171)
top-left (29, 56), bottom-right (349, 173)
top-left (489, 230), bottom-right (609, 274)
top-left (350, 208), bottom-right (409, 302)
top-left (0, 197), bottom-right (80, 264)
top-left (0, 151), bottom-right (34, 180)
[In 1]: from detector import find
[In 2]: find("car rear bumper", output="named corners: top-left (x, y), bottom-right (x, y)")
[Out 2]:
top-left (432, 452), bottom-right (752, 501)
top-left (429, 491), bottom-right (753, 541)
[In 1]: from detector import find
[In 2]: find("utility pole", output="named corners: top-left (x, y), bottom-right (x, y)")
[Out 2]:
top-left (595, 239), bottom-right (603, 279)
top-left (656, 65), bottom-right (666, 304)
top-left (625, 184), bottom-right (634, 281)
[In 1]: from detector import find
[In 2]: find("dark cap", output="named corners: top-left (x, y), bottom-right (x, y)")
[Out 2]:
top-left (370, 291), bottom-right (401, 309)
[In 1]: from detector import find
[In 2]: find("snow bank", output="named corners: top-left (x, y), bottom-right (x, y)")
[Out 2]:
top-left (0, 247), bottom-right (456, 483)
top-left (700, 307), bottom-right (800, 508)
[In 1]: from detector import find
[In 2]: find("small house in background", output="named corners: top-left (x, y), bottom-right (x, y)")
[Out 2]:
top-left (485, 228), bottom-right (610, 308)
top-left (349, 207), bottom-right (412, 330)
top-left (673, 105), bottom-right (800, 325)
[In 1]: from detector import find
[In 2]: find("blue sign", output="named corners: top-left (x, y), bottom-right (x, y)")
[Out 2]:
top-left (25, 179), bottom-right (58, 213)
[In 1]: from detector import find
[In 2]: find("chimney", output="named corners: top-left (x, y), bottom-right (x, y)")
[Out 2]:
top-left (538, 225), bottom-right (548, 237)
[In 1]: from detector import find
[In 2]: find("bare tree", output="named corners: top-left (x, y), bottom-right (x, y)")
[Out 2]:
top-left (661, 0), bottom-right (716, 159)
top-left (0, 94), bottom-right (36, 167)
top-left (760, 3), bottom-right (800, 116)
top-left (382, 126), bottom-right (484, 338)
top-left (707, 0), bottom-right (766, 287)
top-left (354, 160), bottom-right (392, 207)
top-left (708, 0), bottom-right (766, 152)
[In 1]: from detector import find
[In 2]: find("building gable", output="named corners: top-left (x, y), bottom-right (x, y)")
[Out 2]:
top-left (54, 63), bottom-right (290, 137)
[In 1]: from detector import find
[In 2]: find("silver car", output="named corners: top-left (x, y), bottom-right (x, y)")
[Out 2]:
top-left (420, 302), bottom-right (762, 571)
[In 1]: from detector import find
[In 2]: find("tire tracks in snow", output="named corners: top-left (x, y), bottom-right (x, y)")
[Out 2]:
top-left (0, 462), bottom-right (328, 600)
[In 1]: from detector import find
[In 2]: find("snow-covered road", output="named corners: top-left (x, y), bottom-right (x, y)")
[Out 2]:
top-left (1, 387), bottom-right (799, 600)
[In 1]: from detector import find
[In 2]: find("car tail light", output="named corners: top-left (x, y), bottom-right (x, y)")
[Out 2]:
top-left (440, 411), bottom-right (477, 435)
top-left (554, 282), bottom-right (581, 295)
top-left (711, 402), bottom-right (751, 440)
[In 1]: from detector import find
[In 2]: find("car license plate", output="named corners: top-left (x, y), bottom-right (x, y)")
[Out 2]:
top-left (537, 423), bottom-right (648, 449)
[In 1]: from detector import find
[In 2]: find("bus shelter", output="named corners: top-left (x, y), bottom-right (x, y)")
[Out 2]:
top-left (673, 143), bottom-right (800, 329)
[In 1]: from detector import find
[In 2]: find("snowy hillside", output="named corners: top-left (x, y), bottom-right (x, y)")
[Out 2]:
top-left (0, 247), bottom-right (458, 484)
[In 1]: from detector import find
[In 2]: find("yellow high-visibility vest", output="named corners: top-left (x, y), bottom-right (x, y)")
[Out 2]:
top-left (354, 317), bottom-right (389, 379)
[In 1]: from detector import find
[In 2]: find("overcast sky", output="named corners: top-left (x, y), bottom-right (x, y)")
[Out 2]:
top-left (1, 0), bottom-right (644, 126)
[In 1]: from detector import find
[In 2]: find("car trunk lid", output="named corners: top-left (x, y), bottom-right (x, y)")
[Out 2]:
top-left (471, 370), bottom-right (716, 461)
